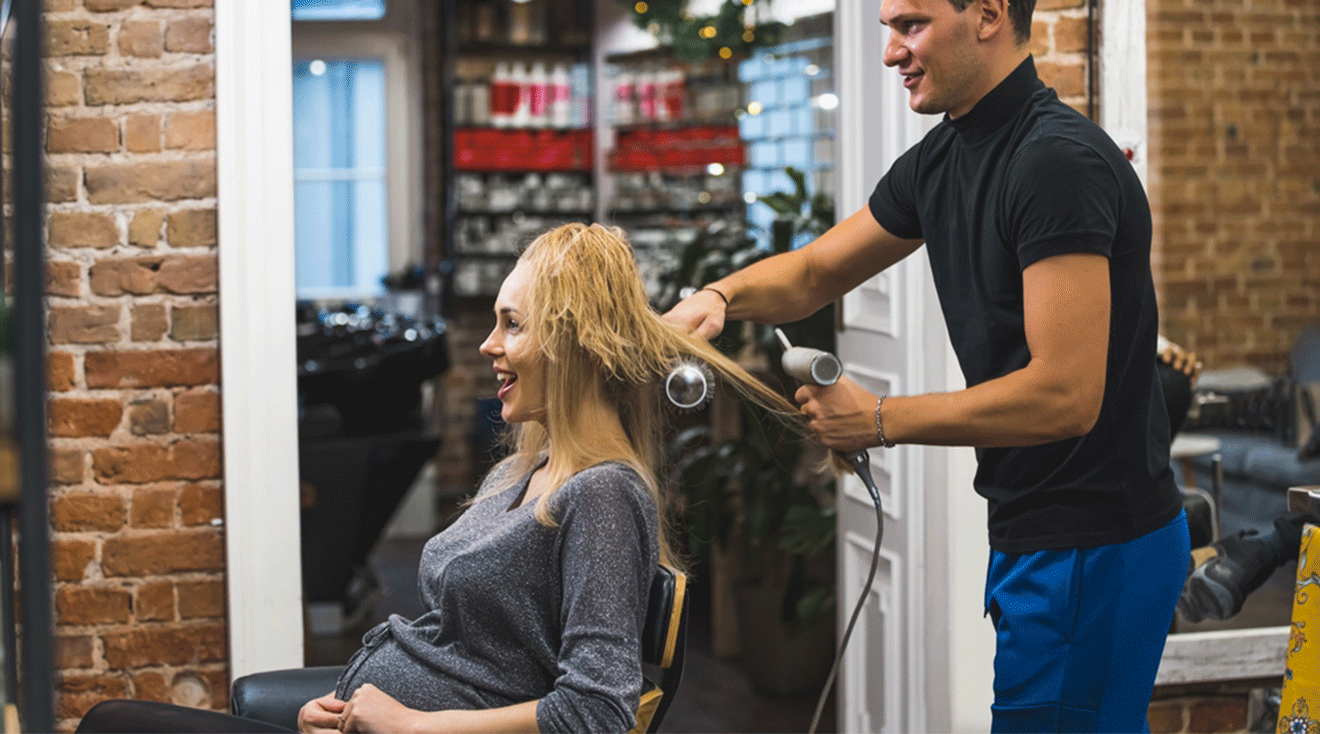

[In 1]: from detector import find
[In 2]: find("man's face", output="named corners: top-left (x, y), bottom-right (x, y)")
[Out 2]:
top-left (880, 0), bottom-right (985, 118)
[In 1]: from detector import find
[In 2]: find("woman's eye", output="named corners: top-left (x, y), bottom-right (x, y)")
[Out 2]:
top-left (506, 319), bottom-right (519, 332)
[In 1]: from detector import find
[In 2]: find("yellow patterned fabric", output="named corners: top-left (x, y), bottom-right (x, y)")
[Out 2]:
top-left (1280, 524), bottom-right (1320, 734)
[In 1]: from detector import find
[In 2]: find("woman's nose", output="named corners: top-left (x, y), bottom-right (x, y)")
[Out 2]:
top-left (479, 332), bottom-right (499, 358)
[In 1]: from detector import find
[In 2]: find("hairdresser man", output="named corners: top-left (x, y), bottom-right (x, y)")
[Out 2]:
top-left (664, 0), bottom-right (1187, 731)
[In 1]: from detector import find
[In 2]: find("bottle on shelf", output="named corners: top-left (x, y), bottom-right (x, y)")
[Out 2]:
top-left (636, 64), bottom-right (658, 122)
top-left (470, 76), bottom-right (491, 126)
top-left (613, 68), bottom-right (634, 125)
top-left (510, 62), bottom-right (531, 127)
top-left (662, 66), bottom-right (686, 123)
top-left (508, 0), bottom-right (533, 44)
top-left (528, 61), bottom-right (549, 128)
top-left (571, 62), bottom-right (592, 128)
top-left (550, 62), bottom-right (571, 129)
top-left (490, 62), bottom-right (513, 127)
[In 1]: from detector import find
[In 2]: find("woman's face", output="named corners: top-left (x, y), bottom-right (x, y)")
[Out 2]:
top-left (479, 261), bottom-right (546, 425)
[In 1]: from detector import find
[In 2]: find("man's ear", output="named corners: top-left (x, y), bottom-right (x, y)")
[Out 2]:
top-left (975, 0), bottom-right (1011, 42)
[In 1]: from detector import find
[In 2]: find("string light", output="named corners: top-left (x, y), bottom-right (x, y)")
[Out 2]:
top-left (634, 1), bottom-right (648, 12)
top-left (719, 46), bottom-right (732, 58)
top-left (700, 25), bottom-right (717, 39)
top-left (742, 30), bottom-right (754, 42)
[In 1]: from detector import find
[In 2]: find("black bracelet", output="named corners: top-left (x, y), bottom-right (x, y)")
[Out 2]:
top-left (701, 286), bottom-right (730, 307)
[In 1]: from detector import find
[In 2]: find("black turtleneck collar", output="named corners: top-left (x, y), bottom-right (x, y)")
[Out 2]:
top-left (947, 55), bottom-right (1041, 143)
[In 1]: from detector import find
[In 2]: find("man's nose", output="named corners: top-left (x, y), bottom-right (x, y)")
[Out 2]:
top-left (883, 34), bottom-right (905, 67)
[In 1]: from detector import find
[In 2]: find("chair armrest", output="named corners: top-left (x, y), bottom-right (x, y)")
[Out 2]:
top-left (231, 666), bottom-right (344, 731)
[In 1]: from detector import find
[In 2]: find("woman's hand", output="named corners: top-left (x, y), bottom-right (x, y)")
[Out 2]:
top-left (337, 683), bottom-right (420, 733)
top-left (1159, 339), bottom-right (1203, 385)
top-left (298, 692), bottom-right (346, 734)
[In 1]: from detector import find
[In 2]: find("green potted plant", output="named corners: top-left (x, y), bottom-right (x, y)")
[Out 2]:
top-left (658, 169), bottom-right (839, 693)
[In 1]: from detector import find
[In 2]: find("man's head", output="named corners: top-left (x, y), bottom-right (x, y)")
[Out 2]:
top-left (881, 0), bottom-right (1035, 118)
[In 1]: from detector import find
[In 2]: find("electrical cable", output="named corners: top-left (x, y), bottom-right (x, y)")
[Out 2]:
top-left (808, 450), bottom-right (883, 734)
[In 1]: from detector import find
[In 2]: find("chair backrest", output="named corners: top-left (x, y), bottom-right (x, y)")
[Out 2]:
top-left (632, 563), bottom-right (689, 734)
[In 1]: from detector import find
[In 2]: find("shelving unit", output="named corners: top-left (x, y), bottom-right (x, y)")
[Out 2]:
top-left (601, 47), bottom-right (749, 299)
top-left (438, 0), bottom-right (596, 302)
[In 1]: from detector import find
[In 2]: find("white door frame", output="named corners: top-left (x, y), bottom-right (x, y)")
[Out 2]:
top-left (216, 0), bottom-right (305, 678)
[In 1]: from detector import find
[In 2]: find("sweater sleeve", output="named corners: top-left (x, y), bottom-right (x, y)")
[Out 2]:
top-left (535, 466), bottom-right (659, 734)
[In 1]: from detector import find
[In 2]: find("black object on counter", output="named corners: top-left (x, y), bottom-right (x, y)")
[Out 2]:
top-left (295, 303), bottom-right (450, 612)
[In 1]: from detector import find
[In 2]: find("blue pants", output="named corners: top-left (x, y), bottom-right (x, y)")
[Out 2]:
top-left (984, 511), bottom-right (1189, 733)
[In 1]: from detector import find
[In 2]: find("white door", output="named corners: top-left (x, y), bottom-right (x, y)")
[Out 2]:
top-left (832, 1), bottom-right (989, 731)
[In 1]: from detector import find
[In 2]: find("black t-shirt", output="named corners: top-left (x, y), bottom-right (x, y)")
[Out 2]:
top-left (869, 56), bottom-right (1182, 553)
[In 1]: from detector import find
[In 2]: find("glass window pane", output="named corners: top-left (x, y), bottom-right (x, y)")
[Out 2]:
top-left (292, 57), bottom-right (388, 297)
top-left (292, 0), bottom-right (385, 21)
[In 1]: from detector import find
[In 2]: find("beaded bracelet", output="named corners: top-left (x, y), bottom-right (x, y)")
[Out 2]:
top-left (875, 395), bottom-right (895, 448)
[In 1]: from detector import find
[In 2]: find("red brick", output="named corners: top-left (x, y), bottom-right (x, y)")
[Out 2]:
top-left (49, 212), bottom-right (118, 249)
top-left (149, 0), bottom-right (213, 6)
top-left (55, 634), bottom-right (94, 669)
top-left (92, 439), bottom-right (220, 483)
top-left (118, 20), bottom-right (163, 58)
top-left (177, 579), bottom-right (224, 619)
top-left (125, 114), bottom-right (162, 153)
top-left (102, 529), bottom-right (224, 577)
top-left (49, 397), bottom-right (122, 437)
top-left (1037, 60), bottom-right (1086, 98)
top-left (102, 624), bottom-right (226, 669)
top-left (47, 260), bottom-right (81, 297)
top-left (48, 115), bottom-right (118, 154)
top-left (47, 164), bottom-right (80, 203)
top-left (85, 348), bottom-right (217, 388)
top-left (1053, 16), bottom-right (1090, 54)
top-left (51, 448), bottom-right (85, 485)
top-left (84, 64), bottom-right (214, 106)
top-left (131, 303), bottom-right (169, 342)
top-left (131, 670), bottom-right (169, 702)
top-left (179, 483), bottom-right (222, 526)
top-left (128, 399), bottom-right (171, 436)
top-left (48, 305), bottom-right (121, 345)
top-left (48, 351), bottom-right (77, 391)
top-left (174, 390), bottom-right (219, 433)
top-left (129, 209), bottom-right (165, 248)
top-left (85, 0), bottom-right (144, 9)
top-left (47, 70), bottom-right (82, 107)
top-left (89, 254), bottom-right (217, 296)
top-left (164, 110), bottom-right (216, 151)
top-left (57, 673), bottom-right (128, 720)
top-left (84, 159), bottom-right (217, 204)
top-left (165, 18), bottom-right (213, 54)
top-left (52, 538), bottom-right (96, 582)
top-left (47, 20), bottom-right (111, 57)
top-left (51, 492), bottom-right (125, 532)
top-left (56, 584), bottom-right (131, 625)
top-left (167, 208), bottom-right (217, 248)
top-left (1037, 0), bottom-right (1084, 8)
top-left (131, 486), bottom-right (175, 527)
top-left (171, 304), bottom-right (217, 341)
top-left (135, 580), bottom-right (175, 621)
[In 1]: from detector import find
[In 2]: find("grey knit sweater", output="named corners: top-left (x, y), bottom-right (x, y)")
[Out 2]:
top-left (335, 459), bottom-right (659, 734)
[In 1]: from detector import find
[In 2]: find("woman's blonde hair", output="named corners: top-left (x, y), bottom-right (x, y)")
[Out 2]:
top-left (480, 222), bottom-right (803, 569)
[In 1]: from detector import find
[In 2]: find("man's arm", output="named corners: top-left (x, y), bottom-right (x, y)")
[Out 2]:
top-left (663, 205), bottom-right (924, 339)
top-left (797, 252), bottom-right (1110, 450)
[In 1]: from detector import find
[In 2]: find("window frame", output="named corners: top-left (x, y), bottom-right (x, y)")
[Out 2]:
top-left (292, 3), bottom-right (423, 300)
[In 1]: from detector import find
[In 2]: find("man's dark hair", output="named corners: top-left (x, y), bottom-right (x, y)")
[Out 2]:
top-left (947, 0), bottom-right (1036, 45)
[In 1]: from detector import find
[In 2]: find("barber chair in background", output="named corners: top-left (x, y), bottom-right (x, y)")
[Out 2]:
top-left (295, 303), bottom-right (449, 630)
top-left (76, 565), bottom-right (690, 734)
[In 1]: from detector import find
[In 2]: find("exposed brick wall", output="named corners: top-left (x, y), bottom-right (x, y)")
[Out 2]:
top-left (43, 0), bottom-right (223, 729)
top-left (1033, 0), bottom-right (1095, 117)
top-left (1147, 0), bottom-right (1320, 373)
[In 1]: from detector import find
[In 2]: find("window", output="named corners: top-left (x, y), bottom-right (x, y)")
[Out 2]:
top-left (292, 57), bottom-right (389, 298)
top-left (292, 0), bottom-right (386, 22)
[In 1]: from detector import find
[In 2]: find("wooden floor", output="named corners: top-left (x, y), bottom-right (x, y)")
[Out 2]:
top-left (310, 537), bottom-right (834, 733)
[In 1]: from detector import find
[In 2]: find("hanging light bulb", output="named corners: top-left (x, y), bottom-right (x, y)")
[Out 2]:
top-left (719, 46), bottom-right (732, 58)
top-left (635, 1), bottom-right (648, 12)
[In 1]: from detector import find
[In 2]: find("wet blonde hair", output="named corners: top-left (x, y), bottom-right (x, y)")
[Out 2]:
top-left (480, 222), bottom-right (803, 569)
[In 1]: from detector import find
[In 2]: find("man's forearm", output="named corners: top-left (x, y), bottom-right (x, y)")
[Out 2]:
top-left (710, 249), bottom-right (825, 324)
top-left (883, 363), bottom-right (1101, 448)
